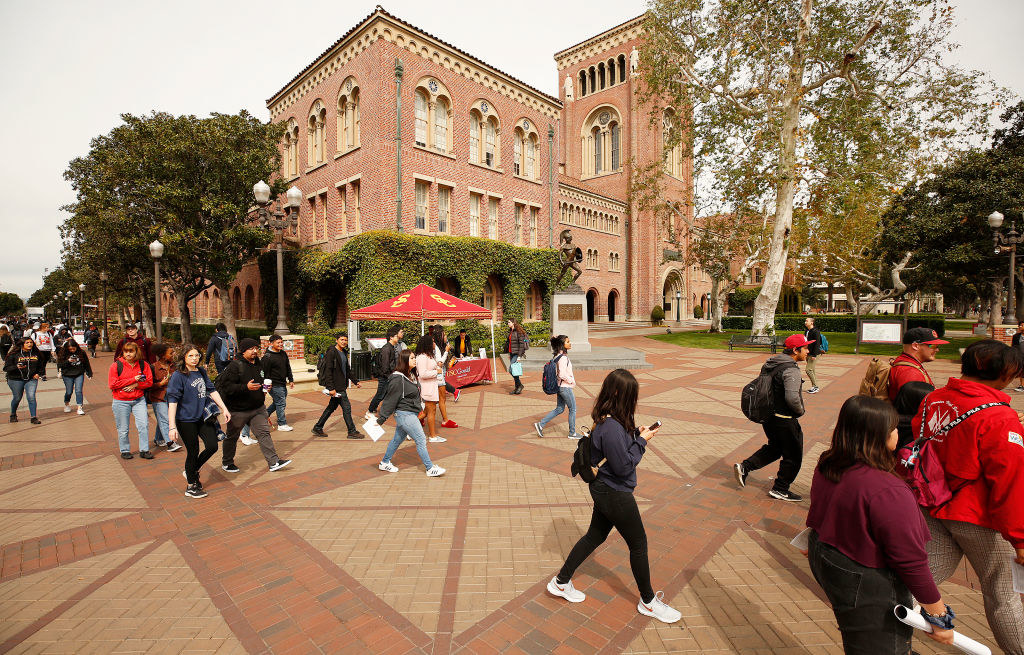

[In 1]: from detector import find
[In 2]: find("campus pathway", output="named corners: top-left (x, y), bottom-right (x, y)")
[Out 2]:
top-left (0, 336), bottom-right (1016, 654)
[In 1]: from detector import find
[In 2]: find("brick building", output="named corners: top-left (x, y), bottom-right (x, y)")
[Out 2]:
top-left (163, 8), bottom-right (710, 328)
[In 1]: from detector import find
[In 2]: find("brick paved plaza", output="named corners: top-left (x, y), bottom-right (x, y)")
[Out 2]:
top-left (0, 332), bottom-right (1014, 654)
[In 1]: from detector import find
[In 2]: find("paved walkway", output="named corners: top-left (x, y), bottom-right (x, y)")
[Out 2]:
top-left (0, 337), bottom-right (1016, 654)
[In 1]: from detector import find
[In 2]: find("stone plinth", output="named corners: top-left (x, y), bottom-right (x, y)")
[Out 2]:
top-left (991, 325), bottom-right (1016, 345)
top-left (551, 291), bottom-right (591, 353)
top-left (259, 334), bottom-right (306, 360)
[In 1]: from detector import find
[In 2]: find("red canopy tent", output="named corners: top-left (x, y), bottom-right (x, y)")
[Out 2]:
top-left (349, 284), bottom-right (497, 381)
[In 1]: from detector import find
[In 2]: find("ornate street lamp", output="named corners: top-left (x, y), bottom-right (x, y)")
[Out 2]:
top-left (78, 283), bottom-right (86, 328)
top-left (988, 210), bottom-right (1024, 324)
top-left (675, 290), bottom-right (681, 322)
top-left (52, 294), bottom-right (58, 322)
top-left (99, 271), bottom-right (111, 351)
top-left (65, 291), bottom-right (73, 326)
top-left (149, 239), bottom-right (165, 341)
top-left (253, 181), bottom-right (301, 335)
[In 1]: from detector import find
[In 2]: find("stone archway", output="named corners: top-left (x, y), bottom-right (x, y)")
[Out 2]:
top-left (607, 290), bottom-right (619, 322)
top-left (662, 271), bottom-right (684, 322)
top-left (586, 289), bottom-right (597, 323)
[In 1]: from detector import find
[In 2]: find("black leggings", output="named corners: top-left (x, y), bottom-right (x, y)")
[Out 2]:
top-left (177, 419), bottom-right (219, 485)
top-left (557, 479), bottom-right (654, 603)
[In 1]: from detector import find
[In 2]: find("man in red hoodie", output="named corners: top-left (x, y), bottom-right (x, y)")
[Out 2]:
top-left (888, 326), bottom-right (949, 402)
top-left (114, 323), bottom-right (153, 364)
top-left (912, 340), bottom-right (1024, 653)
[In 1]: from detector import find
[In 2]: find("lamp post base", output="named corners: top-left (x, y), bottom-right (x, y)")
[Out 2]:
top-left (273, 320), bottom-right (290, 336)
top-left (100, 344), bottom-right (111, 352)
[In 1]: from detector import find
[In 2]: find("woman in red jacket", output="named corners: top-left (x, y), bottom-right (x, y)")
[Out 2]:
top-left (913, 339), bottom-right (1024, 654)
top-left (108, 341), bottom-right (153, 460)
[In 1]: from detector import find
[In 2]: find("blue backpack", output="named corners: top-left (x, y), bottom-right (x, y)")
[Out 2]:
top-left (542, 354), bottom-right (563, 395)
top-left (819, 333), bottom-right (829, 353)
top-left (217, 333), bottom-right (238, 363)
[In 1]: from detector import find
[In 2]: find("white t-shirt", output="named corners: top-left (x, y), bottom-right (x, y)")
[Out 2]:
top-left (32, 330), bottom-right (54, 352)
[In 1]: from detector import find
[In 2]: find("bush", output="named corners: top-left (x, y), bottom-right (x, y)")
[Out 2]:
top-left (719, 313), bottom-right (945, 335)
top-left (693, 305), bottom-right (704, 319)
top-left (651, 305), bottom-right (665, 325)
top-left (158, 323), bottom-right (268, 348)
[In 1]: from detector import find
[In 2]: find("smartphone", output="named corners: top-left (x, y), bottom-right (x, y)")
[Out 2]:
top-left (136, 374), bottom-right (146, 381)
top-left (648, 420), bottom-right (662, 431)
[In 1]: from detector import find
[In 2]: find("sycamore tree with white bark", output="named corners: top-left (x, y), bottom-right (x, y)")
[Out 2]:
top-left (637, 0), bottom-right (999, 335)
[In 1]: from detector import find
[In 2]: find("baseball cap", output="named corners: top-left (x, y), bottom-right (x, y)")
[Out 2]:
top-left (903, 327), bottom-right (949, 345)
top-left (784, 334), bottom-right (815, 350)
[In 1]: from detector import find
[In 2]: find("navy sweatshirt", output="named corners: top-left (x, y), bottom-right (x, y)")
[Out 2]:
top-left (166, 369), bottom-right (216, 423)
top-left (591, 417), bottom-right (647, 493)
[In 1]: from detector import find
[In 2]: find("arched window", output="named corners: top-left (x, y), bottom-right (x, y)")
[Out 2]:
top-left (232, 287), bottom-right (242, 319)
top-left (581, 106), bottom-right (622, 177)
top-left (469, 110), bottom-right (481, 164)
top-left (663, 108), bottom-right (684, 178)
top-left (469, 101), bottom-right (500, 168)
top-left (588, 67), bottom-right (596, 94)
top-left (415, 78), bottom-right (452, 154)
top-left (414, 90), bottom-right (429, 147)
top-left (610, 122), bottom-right (620, 170)
top-left (337, 77), bottom-right (360, 151)
top-left (283, 119), bottom-right (299, 177)
top-left (307, 99), bottom-right (326, 166)
top-left (433, 96), bottom-right (449, 152)
top-left (598, 62), bottom-right (606, 90)
top-left (481, 276), bottom-right (502, 319)
top-left (201, 291), bottom-right (210, 318)
top-left (513, 129), bottom-right (523, 176)
top-left (592, 127), bottom-right (602, 174)
top-left (512, 119), bottom-right (539, 179)
top-left (526, 133), bottom-right (537, 179)
top-left (525, 282), bottom-right (542, 321)
top-left (608, 58), bottom-right (616, 85)
top-left (244, 286), bottom-right (255, 321)
top-left (618, 54), bottom-right (627, 83)
top-left (212, 289), bottom-right (221, 318)
top-left (579, 70), bottom-right (587, 97)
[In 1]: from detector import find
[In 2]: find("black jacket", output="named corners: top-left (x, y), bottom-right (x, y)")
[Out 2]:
top-left (83, 328), bottom-right (100, 345)
top-left (377, 342), bottom-right (399, 379)
top-left (376, 372), bottom-right (422, 423)
top-left (4, 347), bottom-right (43, 381)
top-left (0, 334), bottom-right (12, 360)
top-left (262, 348), bottom-right (294, 386)
top-left (507, 330), bottom-right (529, 356)
top-left (323, 346), bottom-right (358, 392)
top-left (804, 327), bottom-right (822, 357)
top-left (451, 333), bottom-right (473, 357)
top-left (58, 349), bottom-right (93, 378)
top-left (215, 354), bottom-right (266, 411)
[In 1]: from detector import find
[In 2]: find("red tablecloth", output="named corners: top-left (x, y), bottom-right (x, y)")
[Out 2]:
top-left (447, 358), bottom-right (493, 388)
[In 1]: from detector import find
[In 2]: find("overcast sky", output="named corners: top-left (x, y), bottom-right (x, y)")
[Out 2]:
top-left (0, 0), bottom-right (1021, 300)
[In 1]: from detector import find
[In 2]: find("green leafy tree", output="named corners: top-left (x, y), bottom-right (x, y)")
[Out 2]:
top-left (62, 111), bottom-right (284, 343)
top-left (639, 0), bottom-right (1001, 335)
top-left (0, 292), bottom-right (25, 316)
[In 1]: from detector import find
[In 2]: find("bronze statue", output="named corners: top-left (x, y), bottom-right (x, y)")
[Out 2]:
top-left (555, 229), bottom-right (583, 286)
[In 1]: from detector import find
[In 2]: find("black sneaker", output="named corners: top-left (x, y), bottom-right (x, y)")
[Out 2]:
top-left (121, 451), bottom-right (133, 459)
top-left (8, 415), bottom-right (16, 423)
top-left (269, 459), bottom-right (291, 472)
top-left (768, 489), bottom-right (803, 502)
top-left (185, 483), bottom-right (208, 499)
top-left (139, 450), bottom-right (154, 459)
top-left (167, 442), bottom-right (183, 452)
top-left (312, 427), bottom-right (328, 438)
top-left (30, 417), bottom-right (41, 425)
top-left (733, 463), bottom-right (747, 488)
top-left (347, 432), bottom-right (364, 439)
top-left (222, 463), bottom-right (240, 473)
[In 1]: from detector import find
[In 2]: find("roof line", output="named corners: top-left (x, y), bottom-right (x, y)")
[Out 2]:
top-left (268, 7), bottom-right (562, 109)
top-left (553, 13), bottom-right (646, 60)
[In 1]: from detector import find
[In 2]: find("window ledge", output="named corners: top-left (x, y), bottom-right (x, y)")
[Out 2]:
top-left (304, 161), bottom-right (329, 174)
top-left (283, 173), bottom-right (300, 183)
top-left (414, 144), bottom-right (456, 160)
top-left (581, 169), bottom-right (623, 181)
top-left (468, 161), bottom-right (504, 174)
top-left (334, 145), bottom-right (361, 159)
top-left (413, 228), bottom-right (432, 235)
top-left (513, 173), bottom-right (542, 185)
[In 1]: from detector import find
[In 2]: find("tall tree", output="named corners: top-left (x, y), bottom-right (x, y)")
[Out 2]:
top-left (639, 0), bottom-right (999, 334)
top-left (63, 111), bottom-right (284, 343)
top-left (0, 292), bottom-right (25, 317)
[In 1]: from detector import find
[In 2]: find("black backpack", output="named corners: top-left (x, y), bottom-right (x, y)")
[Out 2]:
top-left (316, 348), bottom-right (333, 387)
top-left (741, 361), bottom-right (795, 424)
top-left (116, 359), bottom-right (151, 380)
top-left (570, 427), bottom-right (607, 483)
top-left (370, 347), bottom-right (385, 378)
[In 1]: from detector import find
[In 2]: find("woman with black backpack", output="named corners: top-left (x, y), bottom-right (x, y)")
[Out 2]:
top-left (547, 368), bottom-right (681, 624)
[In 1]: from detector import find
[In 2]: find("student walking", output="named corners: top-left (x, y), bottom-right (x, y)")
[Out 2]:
top-left (887, 327), bottom-right (947, 401)
top-left (430, 325), bottom-right (458, 426)
top-left (913, 340), bottom-right (1024, 654)
top-left (803, 317), bottom-right (822, 394)
top-left (204, 323), bottom-right (237, 374)
top-left (534, 335), bottom-right (577, 439)
top-left (0, 325), bottom-right (13, 361)
top-left (83, 323), bottom-right (100, 358)
top-left (507, 320), bottom-right (529, 394)
top-left (262, 334), bottom-right (295, 432)
top-left (30, 321), bottom-right (55, 380)
top-left (108, 341), bottom-right (152, 459)
top-left (547, 369), bottom-right (681, 624)
top-left (376, 350), bottom-right (446, 477)
top-left (733, 334), bottom-right (810, 502)
top-left (167, 344), bottom-right (230, 499)
top-left (806, 395), bottom-right (954, 652)
top-left (57, 339), bottom-right (92, 415)
top-left (114, 323), bottom-right (153, 364)
top-left (147, 343), bottom-right (181, 451)
top-left (215, 338), bottom-right (291, 473)
top-left (312, 333), bottom-right (362, 439)
top-left (367, 325), bottom-right (403, 416)
top-left (4, 337), bottom-right (43, 424)
top-left (414, 334), bottom-right (447, 443)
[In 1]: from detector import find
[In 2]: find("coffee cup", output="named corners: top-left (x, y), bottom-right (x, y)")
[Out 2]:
top-left (262, 378), bottom-right (272, 392)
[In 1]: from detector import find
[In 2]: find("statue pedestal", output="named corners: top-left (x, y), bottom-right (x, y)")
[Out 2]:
top-left (551, 290), bottom-right (591, 353)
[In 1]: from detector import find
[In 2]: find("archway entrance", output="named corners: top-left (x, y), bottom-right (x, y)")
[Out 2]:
top-left (586, 289), bottom-right (596, 323)
top-left (607, 290), bottom-right (618, 322)
top-left (662, 271), bottom-right (684, 322)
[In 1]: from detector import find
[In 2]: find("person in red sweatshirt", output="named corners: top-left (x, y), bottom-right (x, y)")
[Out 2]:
top-left (887, 327), bottom-right (948, 402)
top-left (114, 323), bottom-right (153, 364)
top-left (108, 341), bottom-right (153, 459)
top-left (912, 339), bottom-right (1024, 654)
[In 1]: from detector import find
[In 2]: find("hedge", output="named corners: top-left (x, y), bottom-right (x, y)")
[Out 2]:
top-left (720, 314), bottom-right (945, 336)
top-left (156, 323), bottom-right (266, 348)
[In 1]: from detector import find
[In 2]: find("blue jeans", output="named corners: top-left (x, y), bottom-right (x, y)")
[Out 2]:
top-left (112, 397), bottom-right (149, 453)
top-left (382, 410), bottom-right (433, 469)
top-left (266, 385), bottom-right (288, 425)
top-left (63, 374), bottom-right (85, 405)
top-left (539, 386), bottom-right (576, 435)
top-left (8, 378), bottom-right (38, 417)
top-left (150, 401), bottom-right (169, 445)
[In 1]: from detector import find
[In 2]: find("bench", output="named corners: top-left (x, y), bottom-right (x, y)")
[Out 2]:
top-left (728, 335), bottom-right (779, 353)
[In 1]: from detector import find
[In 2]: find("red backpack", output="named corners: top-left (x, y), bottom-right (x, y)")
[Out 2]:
top-left (897, 399), bottom-right (1007, 508)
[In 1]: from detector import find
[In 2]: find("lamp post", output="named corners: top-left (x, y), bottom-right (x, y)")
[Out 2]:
top-left (99, 271), bottom-right (111, 352)
top-left (65, 291), bottom-right (73, 326)
top-left (52, 294), bottom-right (58, 323)
top-left (149, 239), bottom-right (164, 341)
top-left (253, 181), bottom-right (302, 335)
top-left (675, 290), bottom-right (681, 322)
top-left (78, 283), bottom-right (86, 328)
top-left (988, 211), bottom-right (1024, 324)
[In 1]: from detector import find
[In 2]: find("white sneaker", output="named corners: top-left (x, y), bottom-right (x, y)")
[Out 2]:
top-left (425, 465), bottom-right (446, 477)
top-left (276, 425), bottom-right (294, 432)
top-left (77, 407), bottom-right (85, 415)
top-left (240, 435), bottom-right (256, 446)
top-left (428, 436), bottom-right (447, 443)
top-left (547, 576), bottom-right (585, 603)
top-left (378, 461), bottom-right (399, 473)
top-left (637, 591), bottom-right (682, 624)
top-left (568, 433), bottom-right (581, 440)
top-left (63, 405), bottom-right (71, 413)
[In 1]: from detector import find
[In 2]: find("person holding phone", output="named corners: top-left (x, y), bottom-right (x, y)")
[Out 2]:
top-left (547, 369), bottom-right (681, 624)
top-left (4, 337), bottom-right (43, 424)
top-left (107, 341), bottom-right (152, 459)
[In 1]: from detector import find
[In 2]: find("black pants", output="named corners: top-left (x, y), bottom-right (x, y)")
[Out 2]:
top-left (368, 377), bottom-right (389, 413)
top-left (37, 351), bottom-right (50, 376)
top-left (556, 479), bottom-right (654, 603)
top-left (177, 419), bottom-right (219, 485)
top-left (742, 416), bottom-right (803, 492)
top-left (315, 391), bottom-right (356, 433)
top-left (808, 531), bottom-right (913, 654)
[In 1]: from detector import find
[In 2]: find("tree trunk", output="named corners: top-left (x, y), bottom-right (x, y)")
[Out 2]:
top-left (137, 290), bottom-right (155, 339)
top-left (751, 0), bottom-right (811, 336)
top-left (990, 279), bottom-right (1004, 328)
top-left (845, 283), bottom-right (858, 315)
top-left (175, 291), bottom-right (193, 345)
top-left (709, 277), bottom-right (725, 332)
top-left (118, 307), bottom-right (127, 329)
top-left (212, 282), bottom-right (238, 339)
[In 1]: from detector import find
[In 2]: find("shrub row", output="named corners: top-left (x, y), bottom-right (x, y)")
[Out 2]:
top-left (720, 314), bottom-right (945, 336)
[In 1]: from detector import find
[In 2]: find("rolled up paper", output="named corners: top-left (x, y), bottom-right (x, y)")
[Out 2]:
top-left (790, 527), bottom-right (811, 552)
top-left (893, 605), bottom-right (991, 655)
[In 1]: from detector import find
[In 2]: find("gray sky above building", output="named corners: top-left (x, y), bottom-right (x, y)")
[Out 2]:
top-left (0, 0), bottom-right (1020, 299)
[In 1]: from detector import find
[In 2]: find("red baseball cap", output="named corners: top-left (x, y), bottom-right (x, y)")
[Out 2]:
top-left (784, 334), bottom-right (815, 350)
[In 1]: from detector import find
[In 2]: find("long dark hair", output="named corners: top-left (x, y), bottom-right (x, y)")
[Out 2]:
top-left (817, 395), bottom-right (898, 483)
top-left (395, 349), bottom-right (415, 380)
top-left (893, 380), bottom-right (934, 417)
top-left (174, 343), bottom-right (204, 374)
top-left (509, 320), bottom-right (526, 336)
top-left (11, 337), bottom-right (38, 359)
top-left (430, 324), bottom-right (447, 351)
top-left (415, 334), bottom-right (435, 358)
top-left (550, 334), bottom-right (567, 355)
top-left (57, 338), bottom-right (82, 362)
top-left (591, 368), bottom-right (639, 434)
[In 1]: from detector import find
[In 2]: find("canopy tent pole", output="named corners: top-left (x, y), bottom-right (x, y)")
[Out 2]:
top-left (490, 319), bottom-right (496, 383)
top-left (421, 319), bottom-right (425, 336)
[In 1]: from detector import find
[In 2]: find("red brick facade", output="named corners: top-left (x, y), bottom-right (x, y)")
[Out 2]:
top-left (171, 9), bottom-right (710, 327)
